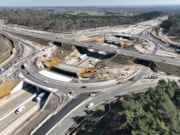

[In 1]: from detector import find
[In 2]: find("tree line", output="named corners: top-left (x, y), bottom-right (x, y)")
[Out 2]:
top-left (160, 14), bottom-right (180, 37)
top-left (0, 9), bottom-right (164, 32)
top-left (109, 80), bottom-right (180, 135)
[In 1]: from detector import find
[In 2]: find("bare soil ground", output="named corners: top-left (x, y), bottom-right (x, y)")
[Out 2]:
top-left (0, 19), bottom-right (6, 24)
top-left (169, 37), bottom-right (180, 43)
top-left (57, 44), bottom-right (76, 60)
top-left (0, 78), bottom-right (20, 98)
top-left (96, 54), bottom-right (134, 68)
top-left (155, 62), bottom-right (180, 77)
top-left (156, 49), bottom-right (180, 58)
top-left (0, 34), bottom-right (13, 64)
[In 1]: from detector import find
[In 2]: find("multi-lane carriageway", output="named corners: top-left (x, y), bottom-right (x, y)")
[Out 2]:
top-left (0, 17), bottom-right (180, 135)
top-left (1, 25), bottom-right (180, 67)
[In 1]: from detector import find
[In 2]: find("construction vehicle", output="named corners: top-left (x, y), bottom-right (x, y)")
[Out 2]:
top-left (104, 37), bottom-right (133, 48)
top-left (77, 67), bottom-right (115, 79)
top-left (120, 40), bottom-right (133, 48)
top-left (77, 68), bottom-right (103, 78)
top-left (43, 57), bottom-right (61, 68)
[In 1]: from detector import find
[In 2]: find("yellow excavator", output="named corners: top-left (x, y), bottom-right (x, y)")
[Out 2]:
top-left (77, 68), bottom-right (103, 78)
top-left (43, 57), bottom-right (61, 68)
top-left (120, 40), bottom-right (133, 48)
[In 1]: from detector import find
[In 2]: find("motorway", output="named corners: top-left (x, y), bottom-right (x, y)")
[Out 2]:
top-left (34, 93), bottom-right (90, 135)
top-left (12, 21), bottom-right (178, 92)
top-left (19, 47), bottom-right (129, 92)
top-left (22, 65), bottom-right (125, 92)
top-left (0, 16), bottom-right (179, 135)
top-left (1, 25), bottom-right (180, 66)
top-left (21, 16), bottom-right (178, 134)
top-left (12, 23), bottom-right (176, 93)
top-left (18, 26), bottom-right (161, 92)
top-left (0, 100), bottom-right (37, 133)
top-left (0, 85), bottom-right (38, 134)
top-left (0, 31), bottom-right (23, 70)
top-left (144, 30), bottom-right (176, 53)
top-left (0, 31), bottom-right (35, 82)
top-left (46, 83), bottom-right (158, 135)
top-left (48, 79), bottom-right (179, 135)
top-left (0, 87), bottom-right (36, 121)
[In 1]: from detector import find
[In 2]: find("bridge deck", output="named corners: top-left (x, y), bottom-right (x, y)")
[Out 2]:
top-left (53, 63), bottom-right (83, 73)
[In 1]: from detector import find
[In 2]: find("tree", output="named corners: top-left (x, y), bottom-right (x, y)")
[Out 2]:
top-left (121, 80), bottom-right (180, 135)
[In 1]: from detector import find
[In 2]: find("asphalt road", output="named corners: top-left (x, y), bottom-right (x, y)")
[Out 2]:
top-left (2, 22), bottom-right (180, 93)
top-left (47, 83), bottom-right (158, 135)
top-left (0, 89), bottom-right (35, 122)
top-left (2, 25), bottom-right (180, 66)
top-left (18, 28), bottom-right (159, 93)
top-left (0, 31), bottom-right (22, 70)
top-left (0, 100), bottom-right (37, 132)
top-left (21, 56), bottom-right (130, 92)
top-left (34, 93), bottom-right (90, 135)
top-left (0, 31), bottom-right (35, 80)
top-left (1, 17), bottom-right (178, 135)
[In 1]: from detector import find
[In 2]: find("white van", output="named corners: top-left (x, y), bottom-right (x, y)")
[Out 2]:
top-left (15, 106), bottom-right (25, 114)
top-left (86, 102), bottom-right (94, 109)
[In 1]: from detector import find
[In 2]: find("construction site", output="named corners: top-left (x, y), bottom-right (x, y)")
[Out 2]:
top-left (33, 33), bottom-right (149, 84)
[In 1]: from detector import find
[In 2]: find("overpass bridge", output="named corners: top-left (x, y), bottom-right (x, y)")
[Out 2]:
top-left (53, 63), bottom-right (83, 74)
top-left (12, 78), bottom-right (57, 93)
top-left (1, 25), bottom-right (180, 67)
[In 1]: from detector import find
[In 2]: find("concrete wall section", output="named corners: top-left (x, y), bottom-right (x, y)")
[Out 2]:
top-left (10, 80), bottom-right (24, 94)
